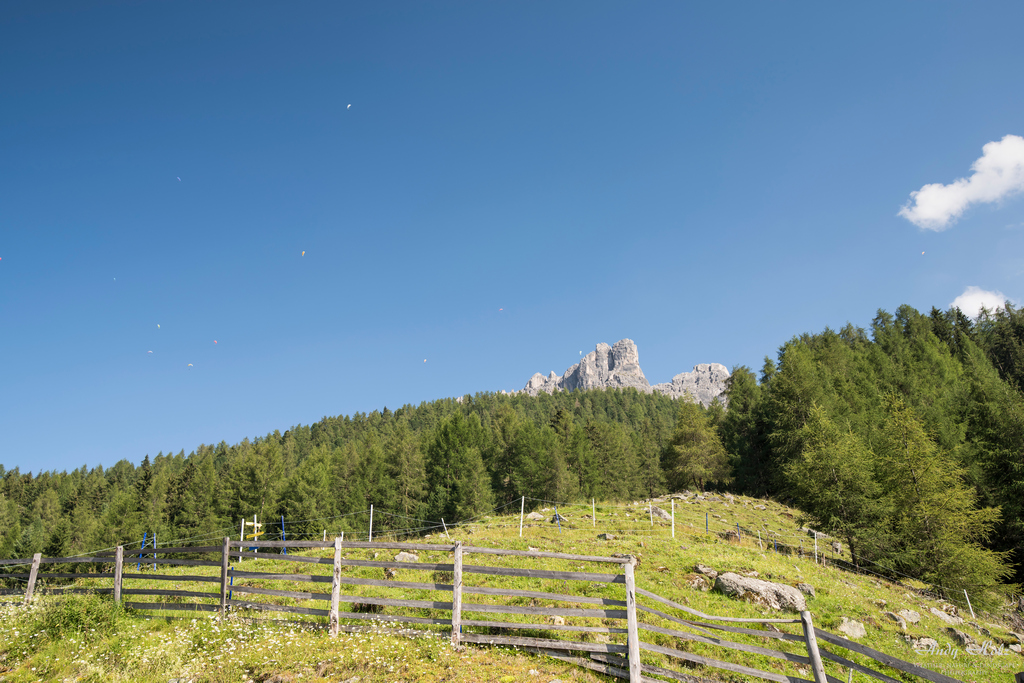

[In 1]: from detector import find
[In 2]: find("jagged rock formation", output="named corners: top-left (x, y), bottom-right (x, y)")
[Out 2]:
top-left (521, 339), bottom-right (729, 407)
top-left (651, 363), bottom-right (731, 406)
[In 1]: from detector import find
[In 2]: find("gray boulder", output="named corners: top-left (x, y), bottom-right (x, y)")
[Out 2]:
top-left (930, 607), bottom-right (964, 625)
top-left (694, 563), bottom-right (718, 581)
top-left (651, 505), bottom-right (672, 521)
top-left (796, 583), bottom-right (815, 598)
top-left (837, 618), bottom-right (866, 639)
top-left (882, 611), bottom-right (907, 631)
top-left (946, 628), bottom-right (974, 647)
top-left (713, 572), bottom-right (806, 612)
top-left (525, 511), bottom-right (544, 521)
top-left (394, 551), bottom-right (419, 563)
top-left (597, 533), bottom-right (616, 541)
top-left (898, 609), bottom-right (921, 624)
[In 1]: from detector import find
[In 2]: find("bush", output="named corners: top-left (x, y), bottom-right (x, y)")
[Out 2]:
top-left (37, 593), bottom-right (126, 641)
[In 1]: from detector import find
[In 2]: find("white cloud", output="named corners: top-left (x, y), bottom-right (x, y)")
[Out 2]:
top-left (899, 134), bottom-right (1024, 230)
top-left (949, 286), bottom-right (1013, 318)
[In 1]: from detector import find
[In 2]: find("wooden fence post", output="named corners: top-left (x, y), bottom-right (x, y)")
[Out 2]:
top-left (113, 546), bottom-right (124, 604)
top-left (219, 537), bottom-right (230, 616)
top-left (451, 540), bottom-right (463, 649)
top-left (624, 556), bottom-right (641, 682)
top-left (330, 536), bottom-right (342, 636)
top-left (800, 611), bottom-right (828, 683)
top-left (23, 553), bottom-right (41, 604)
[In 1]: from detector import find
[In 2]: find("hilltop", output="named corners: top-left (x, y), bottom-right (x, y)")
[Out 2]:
top-left (1, 490), bottom-right (1022, 682)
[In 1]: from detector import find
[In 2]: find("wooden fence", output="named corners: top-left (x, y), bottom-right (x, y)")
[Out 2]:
top-left (0, 540), bottom-right (962, 683)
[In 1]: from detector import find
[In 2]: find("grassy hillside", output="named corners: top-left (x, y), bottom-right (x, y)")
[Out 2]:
top-left (1, 491), bottom-right (1021, 683)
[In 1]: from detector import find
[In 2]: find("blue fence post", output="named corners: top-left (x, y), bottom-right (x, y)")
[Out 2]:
top-left (281, 515), bottom-right (287, 555)
top-left (151, 534), bottom-right (156, 570)
top-left (736, 522), bottom-right (741, 542)
top-left (138, 532), bottom-right (146, 570)
top-left (706, 513), bottom-right (708, 534)
top-left (555, 505), bottom-right (561, 533)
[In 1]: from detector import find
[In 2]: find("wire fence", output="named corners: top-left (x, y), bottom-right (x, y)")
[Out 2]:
top-left (1, 491), bottom-right (980, 612)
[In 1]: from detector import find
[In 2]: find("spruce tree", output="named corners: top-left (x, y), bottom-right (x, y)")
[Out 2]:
top-left (663, 400), bottom-right (732, 492)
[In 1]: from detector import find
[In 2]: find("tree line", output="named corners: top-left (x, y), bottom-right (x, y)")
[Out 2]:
top-left (0, 389), bottom-right (678, 560)
top-left (2, 302), bottom-right (1022, 607)
top-left (716, 303), bottom-right (1024, 608)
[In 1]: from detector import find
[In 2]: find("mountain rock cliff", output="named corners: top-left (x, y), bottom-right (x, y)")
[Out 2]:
top-left (521, 339), bottom-right (729, 407)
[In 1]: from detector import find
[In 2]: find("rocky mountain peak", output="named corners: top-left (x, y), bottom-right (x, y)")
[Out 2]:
top-left (520, 339), bottom-right (729, 407)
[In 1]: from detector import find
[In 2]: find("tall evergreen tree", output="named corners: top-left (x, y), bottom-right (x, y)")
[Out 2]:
top-left (424, 412), bottom-right (492, 523)
top-left (663, 400), bottom-right (732, 492)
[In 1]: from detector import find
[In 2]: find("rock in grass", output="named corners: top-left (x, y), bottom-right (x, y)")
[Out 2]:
top-left (837, 618), bottom-right (867, 639)
top-left (898, 609), bottom-right (921, 624)
top-left (693, 563), bottom-right (718, 580)
top-left (598, 533), bottom-right (616, 541)
top-left (526, 511), bottom-right (544, 521)
top-left (796, 583), bottom-right (815, 598)
top-left (882, 611), bottom-right (907, 631)
top-left (946, 628), bottom-right (974, 647)
top-left (713, 572), bottom-right (806, 612)
top-left (687, 575), bottom-right (710, 591)
top-left (394, 551), bottom-right (419, 563)
top-left (930, 606), bottom-right (964, 625)
top-left (651, 505), bottom-right (672, 521)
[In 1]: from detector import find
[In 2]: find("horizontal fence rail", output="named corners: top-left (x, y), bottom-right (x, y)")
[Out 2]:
top-left (0, 538), bottom-right (961, 683)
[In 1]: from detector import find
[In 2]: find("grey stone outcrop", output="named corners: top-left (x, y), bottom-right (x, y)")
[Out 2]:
top-left (694, 564), bottom-right (718, 581)
top-left (837, 617), bottom-right (867, 639)
top-left (651, 363), bottom-right (731, 406)
top-left (946, 628), bottom-right (974, 646)
top-left (519, 339), bottom-right (728, 407)
top-left (930, 606), bottom-right (964, 625)
top-left (898, 609), bottom-right (921, 624)
top-left (713, 572), bottom-right (806, 612)
top-left (882, 611), bottom-right (907, 631)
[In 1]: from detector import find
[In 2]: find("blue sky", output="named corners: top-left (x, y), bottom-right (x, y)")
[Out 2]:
top-left (3, 2), bottom-right (1023, 474)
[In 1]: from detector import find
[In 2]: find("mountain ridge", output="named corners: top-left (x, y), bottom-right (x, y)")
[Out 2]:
top-left (517, 338), bottom-right (730, 407)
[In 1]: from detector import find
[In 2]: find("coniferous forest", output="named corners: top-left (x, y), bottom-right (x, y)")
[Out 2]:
top-left (2, 303), bottom-right (1023, 607)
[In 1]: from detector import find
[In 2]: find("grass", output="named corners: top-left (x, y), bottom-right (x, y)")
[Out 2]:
top-left (0, 492), bottom-right (1021, 682)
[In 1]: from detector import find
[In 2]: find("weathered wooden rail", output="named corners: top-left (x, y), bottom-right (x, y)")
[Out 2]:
top-left (0, 540), bottom-right (960, 683)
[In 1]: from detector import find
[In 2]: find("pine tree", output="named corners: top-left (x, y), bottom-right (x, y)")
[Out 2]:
top-left (784, 405), bottom-right (884, 564)
top-left (875, 395), bottom-right (1013, 608)
top-left (663, 400), bottom-right (732, 492)
top-left (424, 412), bottom-right (492, 523)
